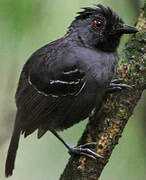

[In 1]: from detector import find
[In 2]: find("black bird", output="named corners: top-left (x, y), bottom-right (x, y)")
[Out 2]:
top-left (5, 4), bottom-right (138, 177)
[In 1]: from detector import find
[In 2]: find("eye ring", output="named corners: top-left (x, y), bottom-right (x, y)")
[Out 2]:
top-left (93, 20), bottom-right (103, 30)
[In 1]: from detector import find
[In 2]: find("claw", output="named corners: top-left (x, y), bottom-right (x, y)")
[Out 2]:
top-left (68, 144), bottom-right (103, 159)
top-left (111, 79), bottom-right (123, 83)
top-left (109, 83), bottom-right (132, 89)
top-left (106, 80), bottom-right (132, 93)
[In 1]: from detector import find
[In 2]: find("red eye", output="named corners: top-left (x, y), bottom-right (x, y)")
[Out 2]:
top-left (93, 20), bottom-right (103, 30)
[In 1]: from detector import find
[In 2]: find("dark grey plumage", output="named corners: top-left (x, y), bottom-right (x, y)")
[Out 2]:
top-left (5, 4), bottom-right (138, 177)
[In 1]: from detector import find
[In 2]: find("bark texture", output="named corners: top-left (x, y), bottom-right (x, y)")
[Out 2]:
top-left (60, 4), bottom-right (146, 180)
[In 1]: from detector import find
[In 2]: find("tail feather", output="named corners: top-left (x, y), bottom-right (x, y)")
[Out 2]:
top-left (5, 122), bottom-right (21, 177)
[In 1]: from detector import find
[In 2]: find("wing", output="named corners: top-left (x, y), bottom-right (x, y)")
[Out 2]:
top-left (15, 51), bottom-right (86, 137)
top-left (28, 65), bottom-right (86, 97)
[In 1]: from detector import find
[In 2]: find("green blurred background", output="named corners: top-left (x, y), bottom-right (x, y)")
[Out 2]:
top-left (0, 0), bottom-right (145, 180)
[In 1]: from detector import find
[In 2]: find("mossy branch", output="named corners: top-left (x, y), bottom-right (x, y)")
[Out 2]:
top-left (60, 4), bottom-right (146, 180)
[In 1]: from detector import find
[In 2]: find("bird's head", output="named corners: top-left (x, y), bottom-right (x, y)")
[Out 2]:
top-left (69, 4), bottom-right (138, 52)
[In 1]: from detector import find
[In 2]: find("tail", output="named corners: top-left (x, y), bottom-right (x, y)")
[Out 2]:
top-left (5, 118), bottom-right (21, 177)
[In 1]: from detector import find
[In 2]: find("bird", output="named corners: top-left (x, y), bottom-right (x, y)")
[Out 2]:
top-left (5, 4), bottom-right (138, 177)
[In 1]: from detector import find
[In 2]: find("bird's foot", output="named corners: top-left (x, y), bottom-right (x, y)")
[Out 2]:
top-left (49, 129), bottom-right (103, 160)
top-left (107, 79), bottom-right (132, 93)
top-left (68, 142), bottom-right (103, 160)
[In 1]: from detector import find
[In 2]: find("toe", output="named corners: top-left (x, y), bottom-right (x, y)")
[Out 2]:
top-left (79, 152), bottom-right (96, 160)
top-left (77, 142), bottom-right (96, 148)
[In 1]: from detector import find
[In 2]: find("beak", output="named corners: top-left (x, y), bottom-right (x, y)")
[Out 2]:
top-left (116, 24), bottom-right (139, 34)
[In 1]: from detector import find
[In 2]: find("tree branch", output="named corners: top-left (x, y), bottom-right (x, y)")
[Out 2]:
top-left (60, 4), bottom-right (146, 180)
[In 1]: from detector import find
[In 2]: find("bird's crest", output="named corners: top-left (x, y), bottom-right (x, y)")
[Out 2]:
top-left (76, 4), bottom-right (124, 24)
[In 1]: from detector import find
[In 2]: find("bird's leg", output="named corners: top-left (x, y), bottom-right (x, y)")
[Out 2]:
top-left (106, 79), bottom-right (132, 93)
top-left (49, 129), bottom-right (103, 160)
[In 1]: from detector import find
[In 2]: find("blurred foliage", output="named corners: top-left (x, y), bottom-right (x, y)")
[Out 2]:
top-left (0, 0), bottom-right (145, 180)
